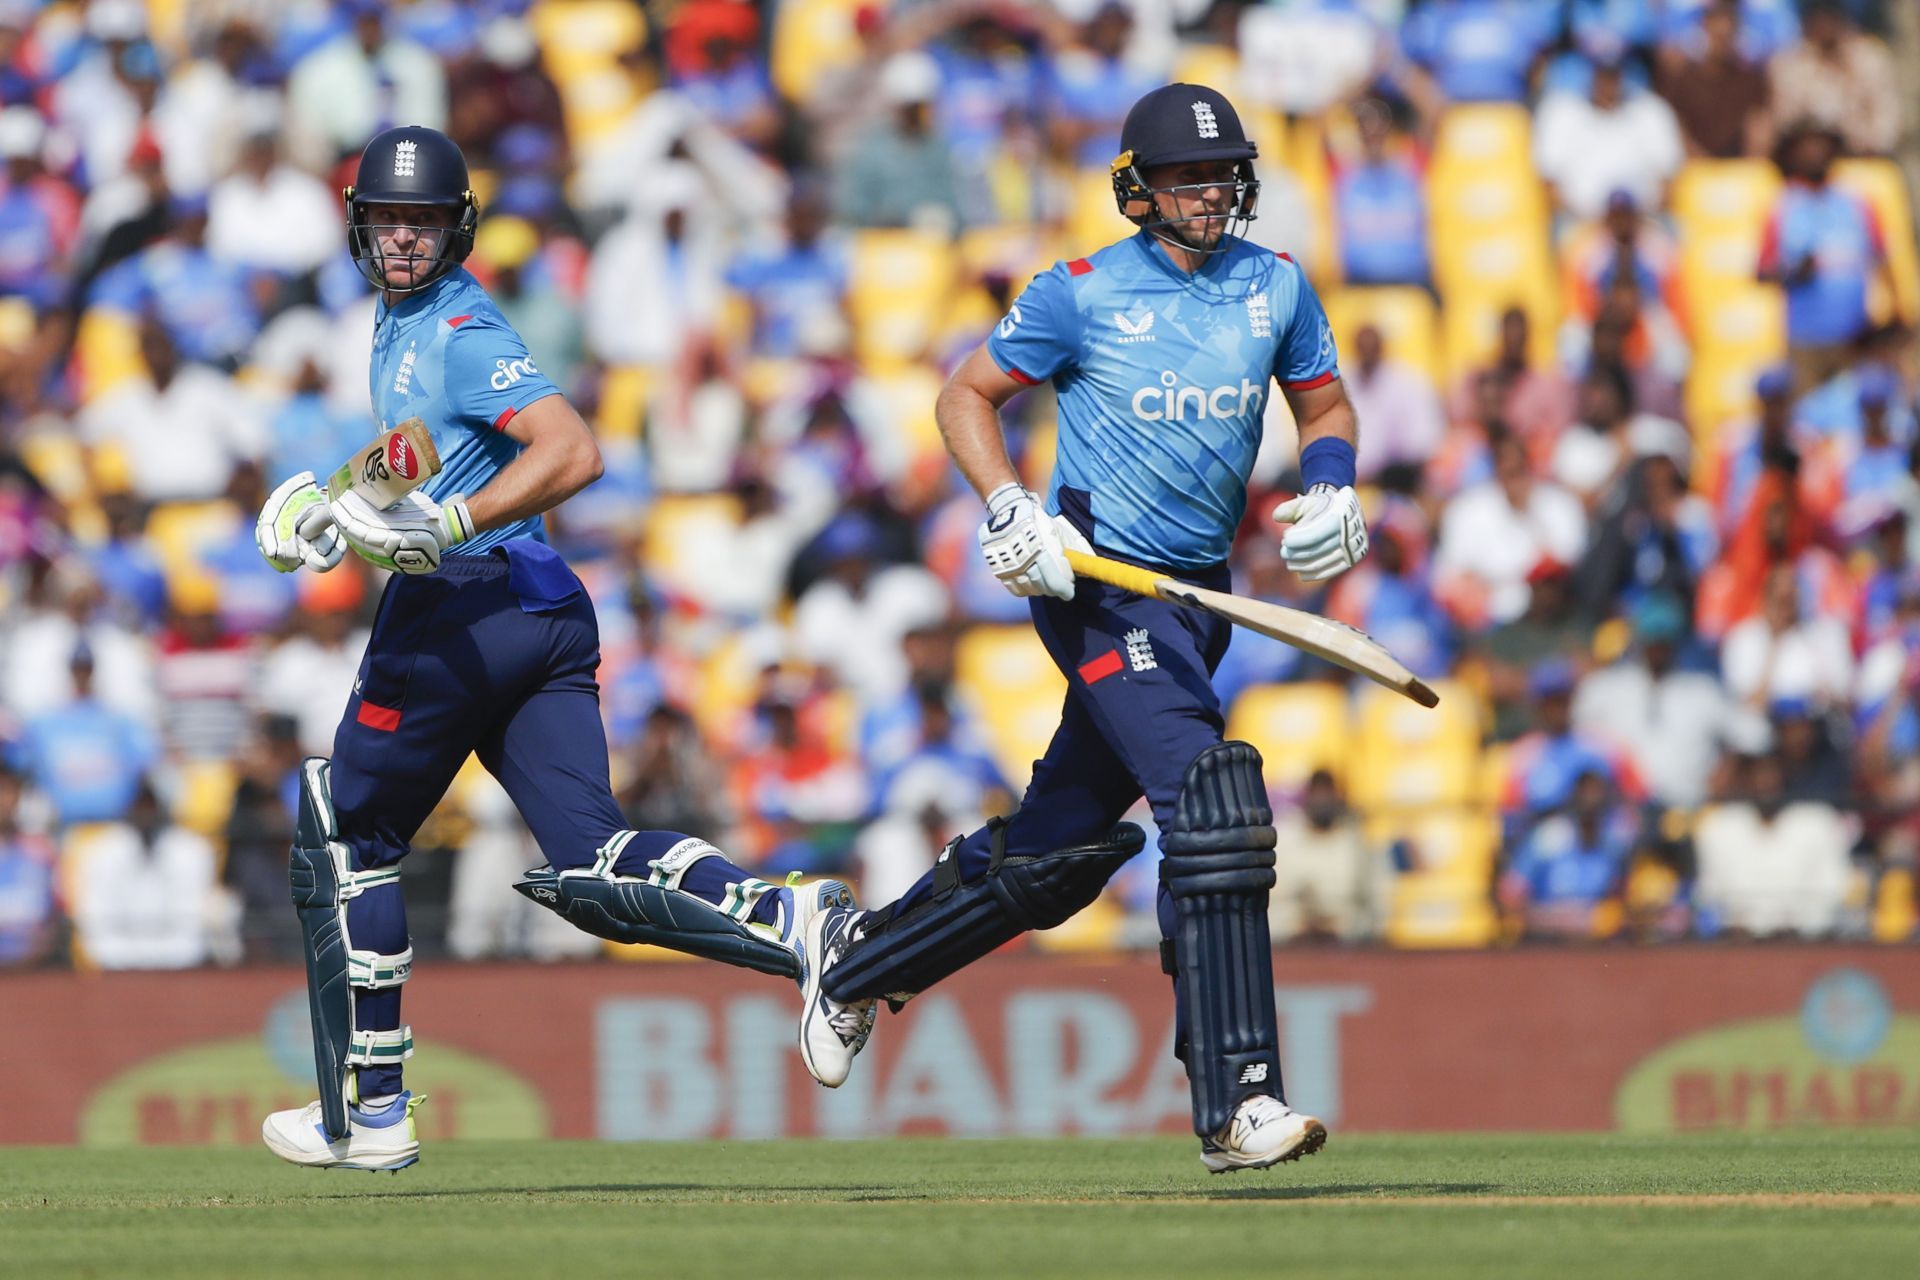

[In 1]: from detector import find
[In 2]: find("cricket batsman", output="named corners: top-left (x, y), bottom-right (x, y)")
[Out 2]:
top-left (794, 85), bottom-right (1368, 1172)
top-left (253, 126), bottom-right (853, 1171)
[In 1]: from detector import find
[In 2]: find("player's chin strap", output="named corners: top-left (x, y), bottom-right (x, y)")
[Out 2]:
top-left (513, 835), bottom-right (799, 978)
top-left (290, 758), bottom-right (414, 1142)
top-left (1110, 149), bottom-right (1260, 259)
top-left (1159, 741), bottom-right (1284, 1140)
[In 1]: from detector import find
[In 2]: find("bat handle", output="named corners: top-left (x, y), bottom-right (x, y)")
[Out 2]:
top-left (1063, 549), bottom-right (1172, 599)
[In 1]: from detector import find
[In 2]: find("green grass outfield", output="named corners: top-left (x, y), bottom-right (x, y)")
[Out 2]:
top-left (6, 1133), bottom-right (1920, 1279)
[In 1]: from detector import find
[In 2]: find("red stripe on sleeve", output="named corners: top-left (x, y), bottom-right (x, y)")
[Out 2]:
top-left (493, 405), bottom-right (519, 431)
top-left (1276, 251), bottom-right (1294, 264)
top-left (447, 314), bottom-right (473, 327)
top-left (356, 701), bottom-right (402, 732)
top-left (1004, 365), bottom-right (1041, 386)
top-left (1077, 650), bottom-right (1124, 685)
top-left (1281, 370), bottom-right (1338, 392)
top-left (1067, 258), bottom-right (1094, 276)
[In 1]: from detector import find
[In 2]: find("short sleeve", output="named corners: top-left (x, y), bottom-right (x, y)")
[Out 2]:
top-left (985, 265), bottom-right (1081, 386)
top-left (444, 318), bottom-right (563, 432)
top-left (1275, 262), bottom-right (1339, 391)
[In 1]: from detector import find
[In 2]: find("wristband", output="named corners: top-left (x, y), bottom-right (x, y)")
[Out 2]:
top-left (442, 500), bottom-right (475, 545)
top-left (1299, 437), bottom-right (1357, 491)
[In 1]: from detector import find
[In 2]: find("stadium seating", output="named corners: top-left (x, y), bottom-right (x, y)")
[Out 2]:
top-left (1347, 680), bottom-right (1482, 814)
top-left (1224, 682), bottom-right (1351, 791)
top-left (1325, 287), bottom-right (1442, 387)
top-left (954, 625), bottom-right (1066, 788)
top-left (849, 230), bottom-right (958, 370)
top-left (530, 0), bottom-right (646, 148)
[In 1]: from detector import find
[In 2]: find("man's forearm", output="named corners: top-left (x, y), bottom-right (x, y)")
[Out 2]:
top-left (1296, 395), bottom-right (1359, 455)
top-left (463, 422), bottom-right (603, 531)
top-left (936, 379), bottom-right (1021, 501)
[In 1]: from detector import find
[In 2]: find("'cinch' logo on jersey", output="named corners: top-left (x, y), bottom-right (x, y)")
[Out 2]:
top-left (1132, 371), bottom-right (1265, 422)
top-left (490, 356), bottom-right (539, 390)
top-left (1113, 309), bottom-right (1156, 343)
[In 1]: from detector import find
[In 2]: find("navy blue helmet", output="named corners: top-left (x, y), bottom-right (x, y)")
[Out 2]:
top-left (344, 125), bottom-right (479, 293)
top-left (1110, 84), bottom-right (1260, 254)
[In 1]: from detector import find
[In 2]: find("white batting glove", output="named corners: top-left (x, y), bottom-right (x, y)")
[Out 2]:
top-left (977, 482), bottom-right (1087, 600)
top-left (332, 488), bottom-right (475, 576)
top-left (255, 472), bottom-right (345, 573)
top-left (1271, 483), bottom-right (1369, 582)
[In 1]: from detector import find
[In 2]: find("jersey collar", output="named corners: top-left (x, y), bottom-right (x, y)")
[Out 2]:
top-left (1130, 228), bottom-right (1237, 282)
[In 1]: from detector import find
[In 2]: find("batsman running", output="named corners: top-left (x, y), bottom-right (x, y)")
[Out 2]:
top-left (253, 126), bottom-right (854, 1171)
top-left (795, 85), bottom-right (1368, 1172)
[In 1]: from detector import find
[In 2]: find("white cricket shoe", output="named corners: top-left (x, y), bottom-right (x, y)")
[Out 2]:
top-left (773, 876), bottom-right (855, 953)
top-left (1199, 1096), bottom-right (1327, 1173)
top-left (261, 1091), bottom-right (425, 1172)
top-left (795, 899), bottom-right (876, 1088)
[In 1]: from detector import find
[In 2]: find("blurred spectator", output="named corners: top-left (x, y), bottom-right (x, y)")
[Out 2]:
top-left (1330, 99), bottom-right (1429, 288)
top-left (155, 578), bottom-right (257, 761)
top-left (473, 214), bottom-right (584, 394)
top-left (725, 185), bottom-right (848, 361)
top-left (1500, 769), bottom-right (1638, 941)
top-left (1435, 433), bottom-right (1589, 629)
top-left (219, 712), bottom-right (302, 963)
top-left (0, 765), bottom-right (57, 966)
top-left (1654, 0), bottom-right (1772, 159)
top-left (869, 682), bottom-right (1010, 821)
top-left (1722, 563), bottom-right (1854, 712)
top-left (68, 128), bottom-right (170, 299)
top-left (14, 642), bottom-right (156, 827)
top-left (1325, 506), bottom-right (1454, 682)
top-left (1446, 306), bottom-right (1575, 446)
top-left (1767, 0), bottom-right (1898, 157)
top-left (1711, 365), bottom-right (1813, 534)
top-left (50, 4), bottom-right (159, 191)
top-left (1833, 368), bottom-right (1911, 514)
top-left (792, 514), bottom-right (950, 703)
top-left (1533, 51), bottom-right (1684, 224)
top-left (150, 18), bottom-right (267, 195)
top-left (448, 770), bottom-right (599, 962)
top-left (831, 51), bottom-right (963, 232)
top-left (1558, 193), bottom-right (1688, 389)
top-left (93, 196), bottom-right (265, 370)
top-left (1693, 751), bottom-right (1852, 937)
top-left (1044, 3), bottom-right (1165, 168)
top-left (665, 0), bottom-right (779, 155)
top-left (207, 114), bottom-right (341, 280)
top-left (265, 349), bottom-right (367, 483)
top-left (618, 704), bottom-right (729, 842)
top-left (1758, 120), bottom-right (1891, 391)
top-left (1578, 453), bottom-right (1718, 619)
top-left (3, 560), bottom-right (157, 725)
top-left (0, 106), bottom-right (78, 307)
top-left (1400, 0), bottom-right (1557, 110)
top-left (729, 679), bottom-right (870, 872)
top-left (854, 796), bottom-right (969, 908)
top-left (584, 162), bottom-right (725, 368)
top-left (88, 493), bottom-right (169, 627)
top-left (71, 779), bottom-right (215, 969)
top-left (79, 317), bottom-right (264, 502)
top-left (1574, 592), bottom-right (1729, 809)
top-left (444, 13), bottom-right (565, 167)
top-left (1503, 661), bottom-right (1642, 824)
top-left (1477, 560), bottom-right (1591, 741)
top-left (286, 0), bottom-right (446, 170)
top-left (1348, 325), bottom-right (1443, 487)
top-left (1551, 363), bottom-right (1689, 509)
top-left (254, 571), bottom-right (369, 756)
top-left (1213, 539), bottom-right (1320, 704)
top-left (1269, 769), bottom-right (1385, 943)
top-left (1660, 0), bottom-right (1801, 64)
top-left (1772, 697), bottom-right (1853, 808)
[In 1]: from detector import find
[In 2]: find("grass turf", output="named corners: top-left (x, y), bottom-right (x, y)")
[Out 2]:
top-left (6, 1133), bottom-right (1920, 1279)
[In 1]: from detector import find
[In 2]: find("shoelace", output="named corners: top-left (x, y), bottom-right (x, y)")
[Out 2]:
top-left (827, 1000), bottom-right (876, 1047)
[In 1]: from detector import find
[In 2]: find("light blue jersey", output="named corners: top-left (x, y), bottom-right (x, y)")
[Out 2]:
top-left (368, 267), bottom-right (562, 556)
top-left (987, 231), bottom-right (1339, 570)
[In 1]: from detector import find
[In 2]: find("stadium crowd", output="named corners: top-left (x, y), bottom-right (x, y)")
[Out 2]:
top-left (0, 0), bottom-right (1915, 971)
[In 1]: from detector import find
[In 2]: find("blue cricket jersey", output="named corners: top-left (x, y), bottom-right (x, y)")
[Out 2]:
top-left (987, 230), bottom-right (1339, 571)
top-left (367, 267), bottom-right (563, 556)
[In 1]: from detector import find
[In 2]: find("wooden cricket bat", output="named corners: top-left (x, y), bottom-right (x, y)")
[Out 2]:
top-left (326, 419), bottom-right (442, 508)
top-left (1064, 549), bottom-right (1440, 708)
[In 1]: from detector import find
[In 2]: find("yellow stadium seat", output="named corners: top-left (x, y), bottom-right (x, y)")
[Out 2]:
top-left (1384, 872), bottom-right (1497, 948)
top-left (17, 433), bottom-right (91, 501)
top-left (954, 625), bottom-right (1066, 788)
top-left (642, 494), bottom-right (743, 601)
top-left (691, 632), bottom-right (768, 749)
top-left (176, 761), bottom-right (236, 844)
top-left (1873, 867), bottom-right (1916, 943)
top-left (1836, 159), bottom-right (1920, 326)
top-left (1366, 808), bottom-right (1498, 885)
top-left (595, 364), bottom-right (652, 441)
top-left (1439, 284), bottom-right (1559, 384)
top-left (1432, 105), bottom-right (1531, 177)
top-left (531, 0), bottom-right (647, 146)
top-left (75, 308), bottom-right (143, 402)
top-left (1476, 742), bottom-right (1510, 811)
top-left (1349, 679), bottom-right (1482, 814)
top-left (1672, 160), bottom-right (1780, 236)
top-left (848, 229), bottom-right (957, 369)
top-left (1324, 287), bottom-right (1440, 386)
top-left (145, 501), bottom-right (239, 580)
top-left (1225, 683), bottom-right (1350, 791)
top-left (1069, 167), bottom-right (1123, 258)
top-left (770, 0), bottom-right (864, 103)
top-left (863, 366), bottom-right (946, 461)
top-left (1031, 892), bottom-right (1124, 953)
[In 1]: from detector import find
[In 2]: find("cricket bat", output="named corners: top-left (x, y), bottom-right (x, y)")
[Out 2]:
top-left (326, 419), bottom-right (442, 508)
top-left (1064, 549), bottom-right (1440, 708)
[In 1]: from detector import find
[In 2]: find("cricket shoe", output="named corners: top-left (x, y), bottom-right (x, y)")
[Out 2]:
top-left (261, 1091), bottom-right (426, 1172)
top-left (771, 873), bottom-right (855, 957)
top-left (1199, 1096), bottom-right (1327, 1173)
top-left (796, 898), bottom-right (876, 1088)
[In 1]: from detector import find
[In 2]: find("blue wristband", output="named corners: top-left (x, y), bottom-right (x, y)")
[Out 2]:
top-left (1299, 437), bottom-right (1357, 491)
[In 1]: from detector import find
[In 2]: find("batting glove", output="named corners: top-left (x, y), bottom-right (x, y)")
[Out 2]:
top-left (1272, 483), bottom-right (1369, 582)
top-left (332, 489), bottom-right (474, 576)
top-left (977, 482), bottom-right (1088, 600)
top-left (255, 472), bottom-right (345, 573)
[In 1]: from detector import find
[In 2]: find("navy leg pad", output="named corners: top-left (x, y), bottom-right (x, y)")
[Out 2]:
top-left (514, 867), bottom-right (799, 979)
top-left (291, 758), bottom-right (355, 1142)
top-left (1161, 741), bottom-right (1283, 1138)
top-left (822, 819), bottom-right (1145, 1004)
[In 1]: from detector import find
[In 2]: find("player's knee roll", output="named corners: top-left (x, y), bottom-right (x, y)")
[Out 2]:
top-left (1158, 741), bottom-right (1277, 898)
top-left (992, 823), bottom-right (1148, 930)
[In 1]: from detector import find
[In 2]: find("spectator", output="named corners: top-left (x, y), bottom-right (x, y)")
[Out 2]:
top-left (444, 12), bottom-right (566, 168)
top-left (264, 350), bottom-right (367, 484)
top-left (1330, 99), bottom-right (1429, 288)
top-left (1477, 560), bottom-right (1592, 741)
top-left (1325, 505), bottom-right (1455, 683)
top-left (1044, 3), bottom-right (1165, 169)
top-left (0, 106), bottom-right (78, 307)
top-left (1578, 453), bottom-right (1718, 618)
top-left (1400, 0), bottom-right (1557, 110)
top-left (1447, 306), bottom-right (1576, 446)
top-left (88, 492), bottom-right (169, 628)
top-left (1654, 0), bottom-right (1772, 159)
top-left (1834, 368), bottom-right (1911, 515)
top-left (0, 765), bottom-right (58, 966)
top-left (1711, 365), bottom-right (1822, 535)
top-left (664, 0), bottom-right (780, 155)
top-left (1574, 591), bottom-right (1729, 809)
top-left (831, 51), bottom-right (963, 232)
top-left (70, 779), bottom-right (216, 969)
top-left (1659, 0), bottom-right (1801, 65)
top-left (1771, 697), bottom-right (1853, 808)
top-left (1347, 324), bottom-right (1444, 488)
top-left (791, 513), bottom-right (950, 704)
top-left (583, 162), bottom-right (726, 368)
top-left (1269, 769), bottom-right (1384, 943)
top-left (1693, 750), bottom-right (1852, 937)
top-left (1533, 50), bottom-right (1684, 224)
top-left (854, 796), bottom-right (969, 909)
top-left (1559, 193), bottom-right (1689, 390)
top-left (618, 704), bottom-right (730, 843)
top-left (725, 185), bottom-right (849, 361)
top-left (286, 0), bottom-right (446, 170)
top-left (155, 577), bottom-right (257, 762)
top-left (150, 18), bottom-right (266, 195)
top-left (728, 680), bottom-right (871, 872)
top-left (2, 560), bottom-right (158, 726)
top-left (50, 4), bottom-right (156, 191)
top-left (1767, 0), bottom-right (1899, 157)
top-left (14, 642), bottom-right (156, 827)
top-left (254, 569), bottom-right (369, 756)
top-left (206, 113), bottom-right (341, 281)
top-left (1235, 0), bottom-right (1381, 118)
top-left (1435, 433), bottom-right (1589, 629)
top-left (1503, 661), bottom-right (1641, 826)
top-left (470, 213), bottom-right (584, 393)
top-left (1722, 562), bottom-right (1855, 712)
top-left (219, 712), bottom-right (302, 963)
top-left (1500, 769), bottom-right (1639, 941)
top-left (448, 771), bottom-right (599, 961)
top-left (869, 683), bottom-right (1010, 821)
top-left (1758, 119), bottom-right (1891, 391)
top-left (1551, 363), bottom-right (1690, 509)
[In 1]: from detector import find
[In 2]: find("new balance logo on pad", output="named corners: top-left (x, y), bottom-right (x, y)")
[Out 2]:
top-left (1238, 1063), bottom-right (1269, 1085)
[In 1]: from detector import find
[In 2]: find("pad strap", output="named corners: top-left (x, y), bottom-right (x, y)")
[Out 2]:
top-left (347, 1025), bottom-right (414, 1066)
top-left (347, 946), bottom-right (413, 989)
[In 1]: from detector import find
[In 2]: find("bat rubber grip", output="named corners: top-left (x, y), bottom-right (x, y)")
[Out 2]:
top-left (1063, 549), bottom-right (1172, 599)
